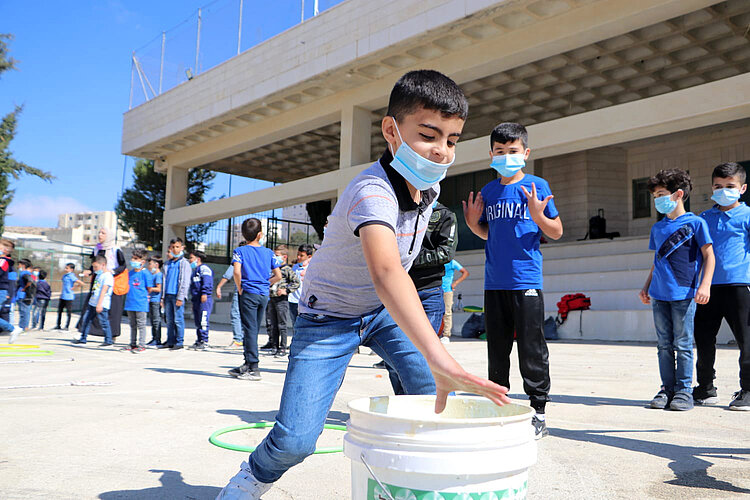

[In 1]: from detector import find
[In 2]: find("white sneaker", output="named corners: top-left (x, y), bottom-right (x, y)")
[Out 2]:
top-left (216, 461), bottom-right (273, 499)
top-left (440, 336), bottom-right (450, 344)
top-left (8, 329), bottom-right (19, 344)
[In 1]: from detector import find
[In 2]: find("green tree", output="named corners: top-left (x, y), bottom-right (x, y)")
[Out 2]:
top-left (0, 34), bottom-right (54, 234)
top-left (115, 159), bottom-right (217, 250)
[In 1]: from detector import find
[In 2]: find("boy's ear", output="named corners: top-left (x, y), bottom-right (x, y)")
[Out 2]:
top-left (740, 184), bottom-right (747, 194)
top-left (524, 148), bottom-right (531, 161)
top-left (381, 116), bottom-right (399, 152)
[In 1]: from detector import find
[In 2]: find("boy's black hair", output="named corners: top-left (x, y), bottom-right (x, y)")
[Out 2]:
top-left (19, 258), bottom-right (31, 269)
top-left (712, 162), bottom-right (746, 184)
top-left (298, 244), bottom-right (314, 255)
top-left (490, 122), bottom-right (528, 149)
top-left (386, 70), bottom-right (469, 122)
top-left (147, 255), bottom-right (163, 268)
top-left (65, 262), bottom-right (75, 270)
top-left (38, 269), bottom-right (47, 280)
top-left (191, 250), bottom-right (207, 263)
top-left (647, 169), bottom-right (693, 200)
top-left (169, 237), bottom-right (184, 246)
top-left (94, 255), bottom-right (107, 265)
top-left (241, 218), bottom-right (262, 242)
top-left (132, 249), bottom-right (147, 260)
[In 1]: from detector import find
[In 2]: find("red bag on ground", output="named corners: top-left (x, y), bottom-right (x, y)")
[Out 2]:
top-left (556, 293), bottom-right (591, 323)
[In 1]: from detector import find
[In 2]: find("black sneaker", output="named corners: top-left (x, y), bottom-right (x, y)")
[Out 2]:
top-left (237, 369), bottom-right (262, 381)
top-left (99, 342), bottom-right (113, 347)
top-left (52, 326), bottom-right (62, 331)
top-left (649, 389), bottom-right (672, 409)
top-left (145, 340), bottom-right (159, 347)
top-left (193, 342), bottom-right (207, 351)
top-left (274, 348), bottom-right (287, 358)
top-left (372, 360), bottom-right (386, 369)
top-left (188, 342), bottom-right (201, 350)
top-left (669, 391), bottom-right (694, 411)
top-left (228, 363), bottom-right (251, 378)
top-left (532, 415), bottom-right (549, 440)
top-left (169, 345), bottom-right (184, 351)
top-left (73, 338), bottom-right (86, 344)
top-left (693, 385), bottom-right (719, 406)
top-left (729, 390), bottom-right (750, 411)
top-left (259, 342), bottom-right (276, 351)
top-left (157, 344), bottom-right (172, 349)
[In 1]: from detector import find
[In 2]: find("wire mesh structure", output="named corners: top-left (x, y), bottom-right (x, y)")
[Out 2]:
top-left (130, 0), bottom-right (344, 109)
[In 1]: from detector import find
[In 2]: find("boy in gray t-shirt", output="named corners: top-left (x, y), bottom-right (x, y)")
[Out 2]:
top-left (218, 70), bottom-right (511, 499)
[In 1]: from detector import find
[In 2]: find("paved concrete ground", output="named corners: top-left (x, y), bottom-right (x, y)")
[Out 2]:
top-left (1, 316), bottom-right (748, 499)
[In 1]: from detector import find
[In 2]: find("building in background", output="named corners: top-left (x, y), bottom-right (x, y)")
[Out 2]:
top-left (54, 211), bottom-right (133, 247)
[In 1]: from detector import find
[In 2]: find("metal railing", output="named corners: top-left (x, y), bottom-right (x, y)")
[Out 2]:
top-left (129, 0), bottom-right (343, 109)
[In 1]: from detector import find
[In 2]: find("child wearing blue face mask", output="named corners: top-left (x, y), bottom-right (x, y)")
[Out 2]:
top-left (694, 162), bottom-right (750, 410)
top-left (639, 168), bottom-right (715, 411)
top-left (161, 238), bottom-right (191, 350)
top-left (463, 122), bottom-right (562, 440)
top-left (123, 249), bottom-right (152, 352)
top-left (75, 255), bottom-right (114, 346)
top-left (188, 250), bottom-right (213, 350)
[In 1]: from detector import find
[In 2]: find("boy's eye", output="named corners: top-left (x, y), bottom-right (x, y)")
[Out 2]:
top-left (447, 141), bottom-right (456, 147)
top-left (419, 133), bottom-right (435, 141)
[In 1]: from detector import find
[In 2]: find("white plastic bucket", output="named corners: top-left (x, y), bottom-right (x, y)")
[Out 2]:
top-left (344, 395), bottom-right (536, 500)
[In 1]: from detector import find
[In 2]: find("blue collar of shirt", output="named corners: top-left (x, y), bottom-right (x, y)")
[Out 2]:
top-left (715, 202), bottom-right (748, 219)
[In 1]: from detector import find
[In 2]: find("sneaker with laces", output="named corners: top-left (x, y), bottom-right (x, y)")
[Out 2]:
top-left (440, 336), bottom-right (450, 344)
top-left (729, 390), bottom-right (750, 411)
top-left (273, 347), bottom-right (287, 358)
top-left (145, 340), bottom-right (159, 347)
top-left (228, 340), bottom-right (243, 348)
top-left (259, 342), bottom-right (276, 351)
top-left (8, 329), bottom-right (19, 344)
top-left (693, 385), bottom-right (719, 406)
top-left (216, 461), bottom-right (273, 499)
top-left (669, 391), bottom-right (694, 411)
top-left (532, 415), bottom-right (548, 440)
top-left (131, 346), bottom-right (146, 353)
top-left (237, 369), bottom-right (262, 381)
top-left (228, 363), bottom-right (251, 378)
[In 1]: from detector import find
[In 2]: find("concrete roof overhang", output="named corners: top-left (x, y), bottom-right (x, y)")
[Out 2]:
top-left (122, 0), bottom-right (750, 183)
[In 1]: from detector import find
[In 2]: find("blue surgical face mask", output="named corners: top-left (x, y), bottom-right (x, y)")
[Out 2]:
top-left (389, 118), bottom-right (454, 191)
top-left (490, 154), bottom-right (526, 178)
top-left (32, 271), bottom-right (39, 277)
top-left (95, 269), bottom-right (103, 276)
top-left (654, 194), bottom-right (678, 215)
top-left (711, 188), bottom-right (741, 207)
top-left (171, 251), bottom-right (183, 259)
top-left (130, 260), bottom-right (142, 269)
top-left (190, 261), bottom-right (198, 270)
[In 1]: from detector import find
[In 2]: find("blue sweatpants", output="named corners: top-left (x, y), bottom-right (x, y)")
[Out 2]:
top-left (192, 297), bottom-right (212, 343)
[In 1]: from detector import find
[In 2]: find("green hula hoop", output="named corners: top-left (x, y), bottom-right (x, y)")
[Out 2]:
top-left (209, 422), bottom-right (347, 454)
top-left (0, 350), bottom-right (54, 357)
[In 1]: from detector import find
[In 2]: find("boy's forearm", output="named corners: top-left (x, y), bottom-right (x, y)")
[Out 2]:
top-left (233, 264), bottom-right (242, 291)
top-left (532, 214), bottom-right (563, 240)
top-left (642, 266), bottom-right (654, 290)
top-left (467, 221), bottom-right (489, 240)
top-left (700, 246), bottom-right (715, 288)
top-left (97, 286), bottom-right (109, 307)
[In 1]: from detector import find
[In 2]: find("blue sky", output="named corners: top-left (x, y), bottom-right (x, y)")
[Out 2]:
top-left (1, 0), bottom-right (343, 228)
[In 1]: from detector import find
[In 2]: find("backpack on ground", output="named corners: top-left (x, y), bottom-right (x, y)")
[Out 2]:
top-left (460, 312), bottom-right (485, 338)
top-left (556, 293), bottom-right (591, 324)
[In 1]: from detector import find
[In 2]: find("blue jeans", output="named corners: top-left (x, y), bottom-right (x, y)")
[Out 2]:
top-left (652, 298), bottom-right (696, 394)
top-left (248, 306), bottom-right (435, 483)
top-left (231, 291), bottom-right (242, 342)
top-left (240, 292), bottom-right (268, 366)
top-left (0, 290), bottom-right (13, 333)
top-left (164, 294), bottom-right (185, 347)
top-left (79, 304), bottom-right (112, 343)
top-left (288, 301), bottom-right (299, 334)
top-left (17, 300), bottom-right (31, 330)
top-left (386, 286), bottom-right (445, 395)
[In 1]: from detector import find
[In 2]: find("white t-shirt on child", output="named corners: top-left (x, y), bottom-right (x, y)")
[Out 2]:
top-left (89, 271), bottom-right (114, 310)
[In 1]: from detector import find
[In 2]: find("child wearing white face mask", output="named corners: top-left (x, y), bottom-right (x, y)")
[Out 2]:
top-left (694, 162), bottom-right (750, 411)
top-left (639, 169), bottom-right (715, 412)
top-left (463, 122), bottom-right (563, 440)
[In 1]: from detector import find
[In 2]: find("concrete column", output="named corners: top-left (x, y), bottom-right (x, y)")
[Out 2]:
top-left (339, 105), bottom-right (372, 169)
top-left (163, 166), bottom-right (189, 252)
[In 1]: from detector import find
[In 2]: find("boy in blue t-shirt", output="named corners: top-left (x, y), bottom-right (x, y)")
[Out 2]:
top-left (464, 122), bottom-right (563, 439)
top-left (639, 169), bottom-right (714, 411)
top-left (694, 162), bottom-right (750, 410)
top-left (54, 263), bottom-right (83, 331)
top-left (75, 255), bottom-right (114, 346)
top-left (146, 256), bottom-right (163, 346)
top-left (442, 259), bottom-right (469, 339)
top-left (124, 249), bottom-right (152, 352)
top-left (229, 218), bottom-right (281, 381)
top-left (188, 250), bottom-right (213, 350)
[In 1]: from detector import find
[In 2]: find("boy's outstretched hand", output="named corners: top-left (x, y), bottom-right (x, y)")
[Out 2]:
top-left (638, 288), bottom-right (651, 305)
top-left (695, 285), bottom-right (710, 305)
top-left (430, 355), bottom-right (511, 413)
top-left (462, 191), bottom-right (484, 227)
top-left (521, 182), bottom-right (554, 217)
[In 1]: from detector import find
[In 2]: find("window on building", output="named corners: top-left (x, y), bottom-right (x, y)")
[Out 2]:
top-left (632, 177), bottom-right (651, 219)
top-left (438, 169), bottom-right (497, 251)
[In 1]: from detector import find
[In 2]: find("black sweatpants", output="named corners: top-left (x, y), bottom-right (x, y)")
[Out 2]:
top-left (694, 285), bottom-right (750, 391)
top-left (266, 296), bottom-right (290, 350)
top-left (485, 289), bottom-right (550, 413)
top-left (56, 299), bottom-right (74, 329)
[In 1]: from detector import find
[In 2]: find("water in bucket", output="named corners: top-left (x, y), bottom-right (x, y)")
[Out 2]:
top-left (344, 395), bottom-right (536, 500)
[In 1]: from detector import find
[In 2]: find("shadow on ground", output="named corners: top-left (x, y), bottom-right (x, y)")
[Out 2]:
top-left (217, 408), bottom-right (350, 426)
top-left (553, 428), bottom-right (750, 494)
top-left (99, 469), bottom-right (220, 499)
top-left (509, 393), bottom-right (651, 408)
top-left (146, 366), bottom-right (287, 378)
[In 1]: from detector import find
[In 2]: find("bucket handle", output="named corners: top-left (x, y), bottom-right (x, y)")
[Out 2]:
top-left (360, 452), bottom-right (395, 500)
